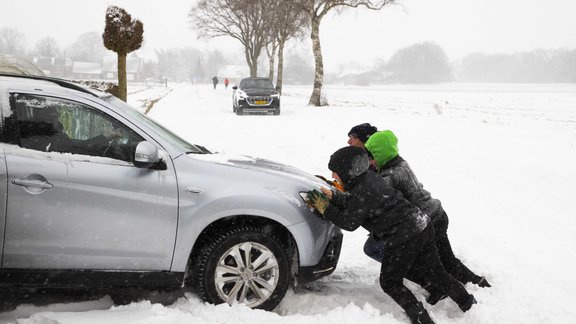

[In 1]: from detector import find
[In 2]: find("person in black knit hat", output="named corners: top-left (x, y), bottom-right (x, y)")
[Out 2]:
top-left (347, 123), bottom-right (378, 148)
top-left (306, 146), bottom-right (476, 324)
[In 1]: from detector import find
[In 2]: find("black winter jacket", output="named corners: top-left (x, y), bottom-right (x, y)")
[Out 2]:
top-left (324, 170), bottom-right (431, 248)
top-left (380, 156), bottom-right (442, 219)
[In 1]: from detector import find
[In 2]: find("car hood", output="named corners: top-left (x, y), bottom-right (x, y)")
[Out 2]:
top-left (243, 88), bottom-right (278, 96)
top-left (191, 153), bottom-right (325, 188)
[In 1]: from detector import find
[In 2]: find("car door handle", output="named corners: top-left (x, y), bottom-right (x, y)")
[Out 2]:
top-left (185, 188), bottom-right (203, 195)
top-left (11, 178), bottom-right (54, 189)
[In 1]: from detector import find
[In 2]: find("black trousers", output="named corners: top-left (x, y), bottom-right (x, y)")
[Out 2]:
top-left (432, 209), bottom-right (482, 284)
top-left (365, 208), bottom-right (482, 285)
top-left (378, 225), bottom-right (473, 312)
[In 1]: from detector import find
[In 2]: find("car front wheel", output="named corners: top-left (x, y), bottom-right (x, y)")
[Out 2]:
top-left (196, 226), bottom-right (290, 310)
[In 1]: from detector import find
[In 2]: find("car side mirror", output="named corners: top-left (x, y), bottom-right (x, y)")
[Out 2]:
top-left (232, 86), bottom-right (238, 90)
top-left (134, 141), bottom-right (160, 169)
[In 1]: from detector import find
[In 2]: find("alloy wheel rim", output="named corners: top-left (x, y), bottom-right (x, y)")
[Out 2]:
top-left (214, 241), bottom-right (280, 308)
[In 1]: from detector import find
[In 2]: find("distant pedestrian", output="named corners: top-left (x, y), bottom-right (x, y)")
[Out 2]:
top-left (212, 76), bottom-right (219, 89)
top-left (224, 78), bottom-right (230, 89)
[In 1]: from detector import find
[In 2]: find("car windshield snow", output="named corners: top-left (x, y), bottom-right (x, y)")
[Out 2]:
top-left (103, 95), bottom-right (207, 154)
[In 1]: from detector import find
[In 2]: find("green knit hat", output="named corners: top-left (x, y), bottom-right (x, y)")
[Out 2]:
top-left (364, 130), bottom-right (399, 170)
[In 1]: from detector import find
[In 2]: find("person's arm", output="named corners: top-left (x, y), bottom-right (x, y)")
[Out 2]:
top-left (322, 191), bottom-right (366, 232)
top-left (308, 186), bottom-right (367, 231)
top-left (321, 187), bottom-right (349, 208)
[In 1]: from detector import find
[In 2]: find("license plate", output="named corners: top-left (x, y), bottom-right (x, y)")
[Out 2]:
top-left (255, 100), bottom-right (267, 105)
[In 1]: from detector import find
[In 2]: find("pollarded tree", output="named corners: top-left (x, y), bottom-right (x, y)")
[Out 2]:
top-left (102, 6), bottom-right (143, 102)
top-left (300, 0), bottom-right (395, 106)
top-left (189, 0), bottom-right (268, 77)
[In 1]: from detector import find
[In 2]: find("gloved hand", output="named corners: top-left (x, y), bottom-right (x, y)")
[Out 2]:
top-left (307, 189), bottom-right (329, 216)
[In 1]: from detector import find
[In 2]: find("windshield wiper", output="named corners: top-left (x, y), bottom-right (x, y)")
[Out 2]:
top-left (186, 144), bottom-right (211, 154)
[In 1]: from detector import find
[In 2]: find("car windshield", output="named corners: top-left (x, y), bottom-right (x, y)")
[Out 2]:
top-left (240, 79), bottom-right (273, 89)
top-left (103, 95), bottom-right (207, 154)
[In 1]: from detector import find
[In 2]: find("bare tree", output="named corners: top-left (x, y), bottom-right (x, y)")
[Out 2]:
top-left (0, 28), bottom-right (26, 56)
top-left (300, 0), bottom-right (395, 106)
top-left (385, 42), bottom-right (452, 83)
top-left (34, 37), bottom-right (60, 57)
top-left (265, 36), bottom-right (279, 82)
top-left (272, 0), bottom-right (309, 91)
top-left (189, 0), bottom-right (268, 77)
top-left (67, 32), bottom-right (107, 62)
top-left (102, 6), bottom-right (143, 102)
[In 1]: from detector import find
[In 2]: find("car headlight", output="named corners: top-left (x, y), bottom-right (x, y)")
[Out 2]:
top-left (299, 191), bottom-right (314, 212)
top-left (237, 90), bottom-right (247, 99)
top-left (271, 93), bottom-right (280, 98)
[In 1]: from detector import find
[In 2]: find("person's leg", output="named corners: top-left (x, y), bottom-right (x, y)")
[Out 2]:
top-left (380, 279), bottom-right (434, 324)
top-left (369, 233), bottom-right (445, 307)
top-left (363, 236), bottom-right (386, 262)
top-left (413, 231), bottom-right (476, 312)
top-left (379, 233), bottom-right (435, 324)
top-left (433, 209), bottom-right (489, 287)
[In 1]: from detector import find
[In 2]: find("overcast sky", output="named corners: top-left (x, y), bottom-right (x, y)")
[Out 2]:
top-left (2, 0), bottom-right (575, 70)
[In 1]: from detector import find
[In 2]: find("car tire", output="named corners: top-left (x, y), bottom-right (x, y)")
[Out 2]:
top-left (236, 108), bottom-right (243, 115)
top-left (273, 109), bottom-right (280, 116)
top-left (195, 225), bottom-right (290, 311)
top-left (0, 292), bottom-right (19, 312)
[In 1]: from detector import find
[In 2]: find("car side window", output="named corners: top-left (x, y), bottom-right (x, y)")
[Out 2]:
top-left (11, 93), bottom-right (144, 163)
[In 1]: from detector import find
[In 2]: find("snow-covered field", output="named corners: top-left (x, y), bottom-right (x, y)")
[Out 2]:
top-left (2, 82), bottom-right (575, 324)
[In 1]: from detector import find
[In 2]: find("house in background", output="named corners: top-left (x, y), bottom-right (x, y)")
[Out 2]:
top-left (32, 56), bottom-right (72, 77)
top-left (218, 64), bottom-right (250, 85)
top-left (11, 55), bottom-right (146, 82)
top-left (102, 56), bottom-right (144, 81)
top-left (71, 61), bottom-right (102, 80)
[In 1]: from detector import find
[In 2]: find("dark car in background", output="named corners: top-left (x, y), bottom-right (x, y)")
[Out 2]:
top-left (232, 77), bottom-right (280, 115)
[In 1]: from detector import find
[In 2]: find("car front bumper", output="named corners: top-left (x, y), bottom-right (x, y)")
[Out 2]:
top-left (296, 230), bottom-right (343, 284)
top-left (237, 97), bottom-right (280, 112)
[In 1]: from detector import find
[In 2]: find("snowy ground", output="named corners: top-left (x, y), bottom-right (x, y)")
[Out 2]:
top-left (2, 82), bottom-right (575, 324)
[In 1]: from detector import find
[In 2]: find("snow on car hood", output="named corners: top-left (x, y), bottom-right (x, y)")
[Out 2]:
top-left (191, 152), bottom-right (325, 188)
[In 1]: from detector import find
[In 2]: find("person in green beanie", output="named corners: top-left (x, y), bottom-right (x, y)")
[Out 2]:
top-left (364, 130), bottom-right (491, 304)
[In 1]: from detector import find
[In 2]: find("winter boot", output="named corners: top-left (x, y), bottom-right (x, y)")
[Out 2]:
top-left (405, 302), bottom-right (435, 324)
top-left (475, 277), bottom-right (491, 288)
top-left (458, 295), bottom-right (477, 312)
top-left (425, 287), bottom-right (447, 305)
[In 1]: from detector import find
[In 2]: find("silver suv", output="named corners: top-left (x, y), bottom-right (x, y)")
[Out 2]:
top-left (0, 74), bottom-right (342, 310)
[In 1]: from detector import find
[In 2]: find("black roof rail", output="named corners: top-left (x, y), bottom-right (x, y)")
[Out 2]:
top-left (0, 73), bottom-right (98, 97)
